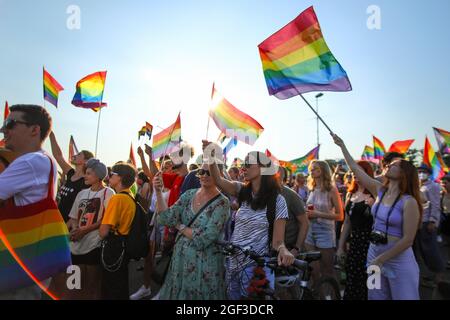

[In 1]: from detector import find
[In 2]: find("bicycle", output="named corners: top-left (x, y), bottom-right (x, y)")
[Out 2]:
top-left (216, 241), bottom-right (341, 300)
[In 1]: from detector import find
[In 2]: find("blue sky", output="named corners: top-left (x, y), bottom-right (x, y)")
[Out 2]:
top-left (1, 0), bottom-right (449, 166)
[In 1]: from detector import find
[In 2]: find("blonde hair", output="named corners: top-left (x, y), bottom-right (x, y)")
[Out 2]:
top-left (307, 160), bottom-right (333, 192)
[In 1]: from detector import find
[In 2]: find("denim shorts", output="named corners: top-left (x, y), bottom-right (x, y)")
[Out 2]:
top-left (305, 220), bottom-right (336, 249)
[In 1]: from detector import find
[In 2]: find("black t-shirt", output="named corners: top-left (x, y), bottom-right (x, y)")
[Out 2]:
top-left (282, 186), bottom-right (306, 248)
top-left (345, 200), bottom-right (373, 231)
top-left (58, 168), bottom-right (89, 222)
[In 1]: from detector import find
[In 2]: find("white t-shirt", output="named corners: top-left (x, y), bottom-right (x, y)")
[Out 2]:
top-left (0, 151), bottom-right (57, 206)
top-left (68, 187), bottom-right (115, 255)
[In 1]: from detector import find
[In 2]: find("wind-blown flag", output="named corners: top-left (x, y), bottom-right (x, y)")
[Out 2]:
top-left (152, 114), bottom-right (182, 160)
top-left (43, 68), bottom-right (64, 108)
top-left (258, 6), bottom-right (352, 100)
top-left (433, 127), bottom-right (450, 154)
top-left (68, 135), bottom-right (79, 161)
top-left (290, 145), bottom-right (320, 173)
top-left (373, 136), bottom-right (386, 160)
top-left (423, 136), bottom-right (448, 181)
top-left (223, 138), bottom-right (238, 160)
top-left (129, 143), bottom-right (136, 167)
top-left (210, 84), bottom-right (264, 145)
top-left (361, 145), bottom-right (375, 161)
top-left (72, 71), bottom-right (107, 112)
top-left (4, 101), bottom-right (9, 120)
top-left (217, 132), bottom-right (227, 144)
top-left (138, 122), bottom-right (153, 140)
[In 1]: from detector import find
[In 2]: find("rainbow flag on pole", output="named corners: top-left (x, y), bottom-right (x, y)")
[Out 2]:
top-left (72, 71), bottom-right (107, 112)
top-left (129, 143), bottom-right (137, 167)
top-left (373, 136), bottom-right (386, 160)
top-left (433, 127), bottom-right (450, 154)
top-left (388, 139), bottom-right (414, 154)
top-left (68, 135), bottom-right (79, 161)
top-left (258, 6), bottom-right (351, 99)
top-left (361, 145), bottom-right (375, 161)
top-left (43, 68), bottom-right (64, 108)
top-left (423, 136), bottom-right (448, 181)
top-left (138, 122), bottom-right (153, 140)
top-left (209, 84), bottom-right (264, 145)
top-left (152, 114), bottom-right (182, 160)
top-left (290, 145), bottom-right (320, 173)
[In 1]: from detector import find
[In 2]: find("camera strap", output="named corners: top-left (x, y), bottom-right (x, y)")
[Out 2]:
top-left (373, 190), bottom-right (402, 235)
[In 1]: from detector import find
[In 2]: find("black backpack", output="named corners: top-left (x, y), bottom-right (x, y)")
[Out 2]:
top-left (120, 192), bottom-right (150, 260)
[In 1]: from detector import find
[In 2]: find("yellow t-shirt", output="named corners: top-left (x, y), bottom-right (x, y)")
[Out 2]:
top-left (101, 189), bottom-right (136, 235)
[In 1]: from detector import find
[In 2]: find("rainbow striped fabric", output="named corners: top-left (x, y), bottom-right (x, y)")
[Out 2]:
top-left (152, 114), bottom-right (181, 160)
top-left (373, 136), bottom-right (386, 160)
top-left (210, 84), bottom-right (264, 145)
top-left (68, 135), bottom-right (79, 161)
top-left (138, 122), bottom-right (153, 140)
top-left (388, 139), bottom-right (414, 154)
top-left (433, 127), bottom-right (450, 154)
top-left (423, 136), bottom-right (448, 181)
top-left (290, 145), bottom-right (320, 173)
top-left (72, 71), bottom-right (107, 112)
top-left (361, 145), bottom-right (375, 161)
top-left (258, 6), bottom-right (351, 99)
top-left (43, 68), bottom-right (64, 108)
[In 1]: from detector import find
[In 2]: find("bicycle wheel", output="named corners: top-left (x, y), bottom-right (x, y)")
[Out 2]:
top-left (313, 276), bottom-right (342, 300)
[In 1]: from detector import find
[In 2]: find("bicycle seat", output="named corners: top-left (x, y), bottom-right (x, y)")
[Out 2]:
top-left (297, 251), bottom-right (321, 262)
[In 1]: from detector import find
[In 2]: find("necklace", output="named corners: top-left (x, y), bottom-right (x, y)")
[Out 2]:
top-left (88, 187), bottom-right (103, 200)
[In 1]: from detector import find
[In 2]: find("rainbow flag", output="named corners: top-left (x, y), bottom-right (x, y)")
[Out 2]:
top-left (223, 138), bottom-right (238, 161)
top-left (423, 136), bottom-right (448, 181)
top-left (72, 71), bottom-right (107, 112)
top-left (43, 68), bottom-right (64, 108)
top-left (210, 84), bottom-right (264, 145)
top-left (388, 139), bottom-right (414, 154)
top-left (290, 145), bottom-right (320, 173)
top-left (361, 145), bottom-right (375, 161)
top-left (152, 114), bottom-right (181, 160)
top-left (68, 135), bottom-right (79, 161)
top-left (373, 136), bottom-right (386, 160)
top-left (4, 101), bottom-right (9, 120)
top-left (258, 6), bottom-right (351, 100)
top-left (138, 122), bottom-right (153, 140)
top-left (433, 127), bottom-right (450, 154)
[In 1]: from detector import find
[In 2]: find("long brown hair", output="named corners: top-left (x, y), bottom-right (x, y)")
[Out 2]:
top-left (307, 160), bottom-right (333, 192)
top-left (348, 160), bottom-right (374, 194)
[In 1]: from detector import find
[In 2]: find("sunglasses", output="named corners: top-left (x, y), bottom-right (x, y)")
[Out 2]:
top-left (2, 118), bottom-right (31, 130)
top-left (196, 169), bottom-right (210, 177)
top-left (109, 171), bottom-right (119, 178)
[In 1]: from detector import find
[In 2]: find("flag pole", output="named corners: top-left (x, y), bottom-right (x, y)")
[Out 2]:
top-left (206, 81), bottom-right (215, 140)
top-left (94, 108), bottom-right (102, 157)
top-left (299, 94), bottom-right (334, 134)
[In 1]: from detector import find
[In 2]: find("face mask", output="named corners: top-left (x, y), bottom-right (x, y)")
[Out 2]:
top-left (418, 172), bottom-right (429, 180)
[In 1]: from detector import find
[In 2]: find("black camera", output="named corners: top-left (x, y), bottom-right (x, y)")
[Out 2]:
top-left (369, 230), bottom-right (388, 245)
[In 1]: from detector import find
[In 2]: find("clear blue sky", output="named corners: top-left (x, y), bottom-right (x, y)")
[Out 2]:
top-left (1, 0), bottom-right (449, 166)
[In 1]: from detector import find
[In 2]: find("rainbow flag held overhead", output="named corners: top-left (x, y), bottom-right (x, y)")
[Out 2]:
top-left (223, 138), bottom-right (238, 161)
top-left (138, 122), bottom-right (153, 140)
top-left (68, 135), bottom-right (79, 161)
top-left (72, 71), bottom-right (107, 112)
top-left (361, 145), bottom-right (375, 161)
top-left (388, 139), bottom-right (414, 154)
top-left (373, 136), bottom-right (386, 160)
top-left (152, 114), bottom-right (182, 160)
top-left (43, 68), bottom-right (64, 108)
top-left (423, 136), bottom-right (448, 181)
top-left (433, 127), bottom-right (450, 155)
top-left (210, 84), bottom-right (264, 145)
top-left (258, 6), bottom-right (351, 100)
top-left (290, 145), bottom-right (320, 173)
top-left (4, 101), bottom-right (10, 120)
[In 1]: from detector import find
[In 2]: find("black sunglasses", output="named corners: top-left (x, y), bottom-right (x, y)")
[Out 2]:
top-left (2, 118), bottom-right (31, 130)
top-left (196, 169), bottom-right (210, 177)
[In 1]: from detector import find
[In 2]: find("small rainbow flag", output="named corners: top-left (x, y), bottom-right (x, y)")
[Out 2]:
top-left (258, 6), bottom-right (351, 100)
top-left (361, 145), bottom-right (375, 161)
top-left (152, 114), bottom-right (181, 160)
top-left (43, 68), bottom-right (64, 108)
top-left (4, 101), bottom-right (10, 120)
top-left (210, 84), bottom-right (264, 145)
top-left (388, 139), bottom-right (414, 154)
top-left (373, 136), bottom-right (386, 160)
top-left (423, 136), bottom-right (448, 181)
top-left (68, 135), bottom-right (79, 161)
top-left (138, 122), bottom-right (153, 140)
top-left (290, 145), bottom-right (320, 173)
top-left (433, 127), bottom-right (450, 154)
top-left (72, 71), bottom-right (107, 112)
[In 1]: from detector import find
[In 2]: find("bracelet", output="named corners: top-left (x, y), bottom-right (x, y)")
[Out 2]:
top-left (177, 224), bottom-right (187, 232)
top-left (277, 244), bottom-right (287, 252)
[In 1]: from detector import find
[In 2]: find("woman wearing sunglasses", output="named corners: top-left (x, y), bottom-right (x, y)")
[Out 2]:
top-left (153, 162), bottom-right (230, 299)
top-left (202, 141), bottom-right (294, 300)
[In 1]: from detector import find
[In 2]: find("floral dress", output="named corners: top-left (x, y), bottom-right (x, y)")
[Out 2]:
top-left (157, 189), bottom-right (230, 300)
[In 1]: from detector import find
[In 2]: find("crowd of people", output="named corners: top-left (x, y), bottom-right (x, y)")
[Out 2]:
top-left (1, 104), bottom-right (449, 300)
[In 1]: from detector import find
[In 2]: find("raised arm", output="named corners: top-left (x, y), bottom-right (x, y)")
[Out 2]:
top-left (332, 133), bottom-right (381, 197)
top-left (144, 145), bottom-right (159, 176)
top-left (137, 146), bottom-right (152, 180)
top-left (49, 131), bottom-right (73, 176)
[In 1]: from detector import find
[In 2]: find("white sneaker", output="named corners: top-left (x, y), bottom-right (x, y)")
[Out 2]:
top-left (130, 285), bottom-right (152, 300)
top-left (151, 291), bottom-right (160, 300)
top-left (437, 235), bottom-right (443, 243)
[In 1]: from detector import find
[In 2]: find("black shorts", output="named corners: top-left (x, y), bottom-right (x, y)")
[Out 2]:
top-left (71, 247), bottom-right (101, 266)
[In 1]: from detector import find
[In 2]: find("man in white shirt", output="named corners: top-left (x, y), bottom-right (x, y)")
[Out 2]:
top-left (0, 104), bottom-right (56, 300)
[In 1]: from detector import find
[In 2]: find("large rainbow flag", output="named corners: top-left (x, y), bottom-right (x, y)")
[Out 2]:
top-left (361, 145), bottom-right (375, 161)
top-left (43, 68), bottom-right (64, 108)
top-left (433, 127), bottom-right (450, 154)
top-left (290, 145), bottom-right (320, 173)
top-left (258, 6), bottom-right (351, 99)
top-left (373, 136), bottom-right (386, 160)
top-left (72, 71), bottom-right (107, 112)
top-left (388, 139), bottom-right (414, 154)
top-left (423, 136), bottom-right (448, 181)
top-left (152, 114), bottom-right (182, 160)
top-left (209, 84), bottom-right (264, 145)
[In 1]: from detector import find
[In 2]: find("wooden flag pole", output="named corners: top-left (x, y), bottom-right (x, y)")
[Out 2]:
top-left (299, 94), bottom-right (334, 134)
top-left (94, 108), bottom-right (102, 157)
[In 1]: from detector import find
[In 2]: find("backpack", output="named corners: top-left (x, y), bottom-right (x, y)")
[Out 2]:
top-left (120, 192), bottom-right (150, 260)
